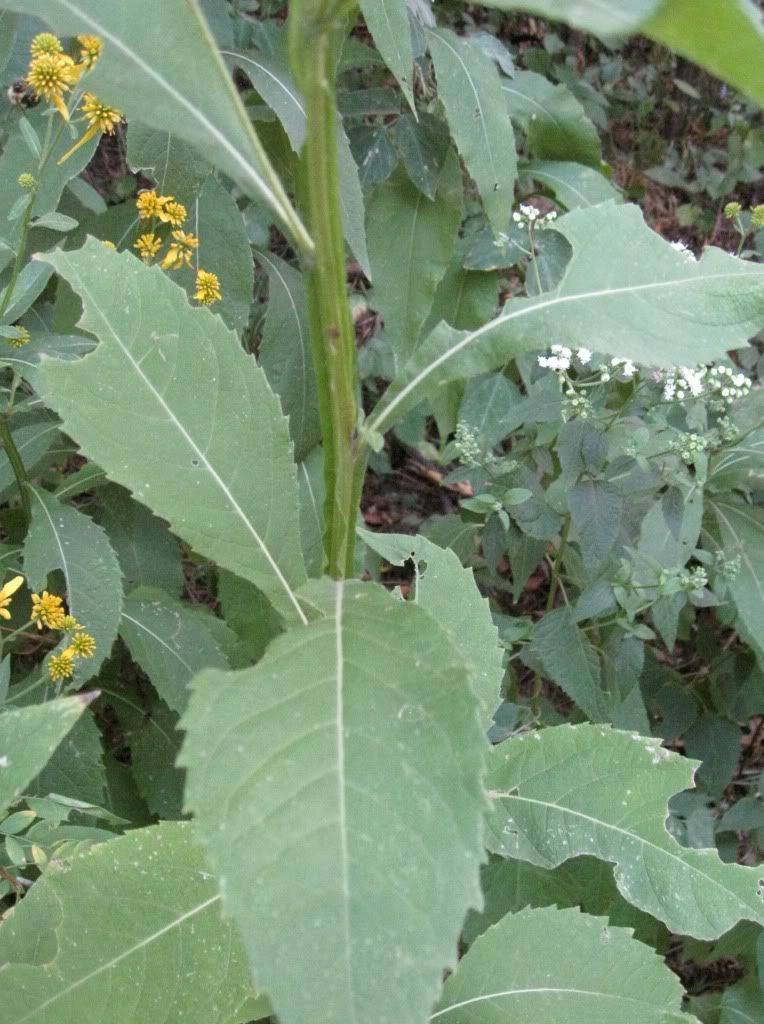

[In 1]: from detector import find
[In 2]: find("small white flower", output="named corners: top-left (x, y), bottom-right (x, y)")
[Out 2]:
top-left (576, 347), bottom-right (592, 365)
top-left (670, 239), bottom-right (697, 261)
top-left (551, 344), bottom-right (572, 359)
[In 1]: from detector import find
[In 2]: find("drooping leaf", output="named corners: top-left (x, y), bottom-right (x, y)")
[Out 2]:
top-left (711, 498), bottom-right (764, 666)
top-left (27, 711), bottom-right (106, 807)
top-left (257, 250), bottom-right (321, 462)
top-left (522, 160), bottom-right (622, 208)
top-left (3, 0), bottom-right (310, 248)
top-left (0, 821), bottom-right (263, 1024)
top-left (530, 607), bottom-right (605, 720)
top-left (39, 241), bottom-right (308, 626)
top-left (358, 529), bottom-right (504, 721)
top-left (337, 124), bottom-right (371, 278)
top-left (367, 203), bottom-right (764, 435)
top-left (180, 579), bottom-right (487, 1024)
top-left (224, 49), bottom-right (306, 151)
top-left (359, 0), bottom-right (416, 113)
top-left (434, 905), bottom-right (692, 1024)
top-left (639, 486), bottom-right (703, 569)
top-left (119, 587), bottom-right (230, 716)
top-left (0, 695), bottom-right (91, 817)
top-left (486, 723), bottom-right (764, 938)
top-left (24, 485), bottom-right (123, 681)
top-left (427, 28), bottom-right (517, 236)
top-left (367, 152), bottom-right (464, 364)
top-left (115, 694), bottom-right (186, 819)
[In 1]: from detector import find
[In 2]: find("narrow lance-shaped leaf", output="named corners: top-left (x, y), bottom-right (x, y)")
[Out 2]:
top-left (0, 695), bottom-right (92, 817)
top-left (0, 821), bottom-right (265, 1024)
top-left (3, 0), bottom-right (310, 249)
top-left (427, 28), bottom-right (517, 236)
top-left (24, 485), bottom-right (123, 681)
top-left (433, 906), bottom-right (694, 1024)
top-left (486, 723), bottom-right (764, 939)
top-left (359, 0), bottom-right (416, 113)
top-left (39, 241), bottom-right (307, 625)
top-left (367, 202), bottom-right (764, 435)
top-left (180, 579), bottom-right (487, 1024)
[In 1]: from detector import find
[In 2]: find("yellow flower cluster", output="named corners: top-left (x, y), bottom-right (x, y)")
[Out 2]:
top-left (25, 588), bottom-right (96, 683)
top-left (132, 190), bottom-right (221, 305)
top-left (0, 576), bottom-right (24, 620)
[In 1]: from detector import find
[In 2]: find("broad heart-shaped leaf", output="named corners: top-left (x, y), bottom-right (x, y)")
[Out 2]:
top-left (6, 0), bottom-right (309, 251)
top-left (119, 587), bottom-right (230, 716)
top-left (358, 529), bottom-right (503, 723)
top-left (433, 906), bottom-right (692, 1024)
top-left (0, 821), bottom-right (265, 1024)
top-left (367, 152), bottom-right (464, 366)
top-left (39, 241), bottom-right (308, 626)
top-left (710, 497), bottom-right (764, 666)
top-left (24, 486), bottom-right (123, 682)
top-left (257, 249), bottom-right (321, 462)
top-left (427, 29), bottom-right (517, 236)
top-left (0, 696), bottom-right (91, 816)
top-left (366, 202), bottom-right (764, 435)
top-left (359, 0), bottom-right (416, 112)
top-left (179, 579), bottom-right (487, 1024)
top-left (486, 724), bottom-right (764, 939)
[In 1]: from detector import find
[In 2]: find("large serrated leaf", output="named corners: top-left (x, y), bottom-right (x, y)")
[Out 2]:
top-left (486, 723), bottom-right (764, 938)
top-left (367, 203), bottom-right (764, 434)
top-left (39, 241), bottom-right (308, 626)
top-left (530, 607), bottom-right (605, 720)
top-left (427, 28), bottom-right (517, 236)
top-left (434, 905), bottom-right (692, 1024)
top-left (0, 821), bottom-right (264, 1024)
top-left (24, 486), bottom-right (123, 681)
top-left (3, 0), bottom-right (310, 249)
top-left (180, 579), bottom-right (487, 1024)
top-left (0, 696), bottom-right (91, 816)
top-left (358, 529), bottom-right (503, 722)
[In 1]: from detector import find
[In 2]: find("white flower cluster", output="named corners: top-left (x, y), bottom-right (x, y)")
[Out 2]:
top-left (512, 204), bottom-right (558, 230)
top-left (670, 239), bottom-right (697, 262)
top-left (538, 344), bottom-right (591, 372)
top-left (600, 356), bottom-right (637, 382)
top-left (661, 364), bottom-right (750, 403)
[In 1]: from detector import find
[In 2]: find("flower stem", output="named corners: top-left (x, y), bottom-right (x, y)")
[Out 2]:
top-left (0, 413), bottom-right (30, 525)
top-left (0, 195), bottom-right (34, 321)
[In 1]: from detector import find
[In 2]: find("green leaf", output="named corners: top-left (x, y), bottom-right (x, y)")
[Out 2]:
top-left (116, 695), bottom-right (186, 819)
top-left (360, 0), bottom-right (416, 113)
top-left (225, 49), bottom-right (306, 151)
top-left (639, 486), bottom-right (703, 569)
top-left (180, 579), bottom-right (487, 1024)
top-left (0, 696), bottom-right (91, 817)
top-left (476, 0), bottom-right (659, 34)
top-left (486, 723), bottom-right (764, 938)
top-left (24, 486), bottom-right (123, 681)
top-left (423, 264), bottom-right (499, 341)
top-left (7, 0), bottom-right (309, 249)
top-left (569, 480), bottom-right (623, 566)
top-left (711, 498), bottom-right (764, 666)
top-left (297, 447), bottom-right (326, 579)
top-left (531, 607), bottom-right (605, 720)
top-left (0, 412), bottom-right (60, 505)
top-left (367, 203), bottom-right (764, 434)
top-left (427, 28), bottom-right (517, 236)
top-left (257, 250), bottom-right (321, 462)
top-left (503, 71), bottom-right (601, 169)
top-left (337, 125), bottom-right (371, 278)
top-left (120, 588), bottom-right (230, 716)
top-left (39, 241), bottom-right (308, 626)
top-left (27, 711), bottom-right (106, 807)
top-left (396, 113), bottom-right (451, 200)
top-left (358, 529), bottom-right (504, 721)
top-left (434, 905), bottom-right (692, 1024)
top-left (0, 821), bottom-right (262, 1023)
top-left (127, 124), bottom-right (212, 197)
top-left (523, 160), bottom-right (622, 208)
top-left (367, 153), bottom-right (464, 364)
top-left (217, 570), bottom-right (283, 668)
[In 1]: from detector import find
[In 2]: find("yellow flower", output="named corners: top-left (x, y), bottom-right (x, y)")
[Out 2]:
top-left (26, 53), bottom-right (78, 121)
top-left (102, 240), bottom-right (116, 250)
top-left (49, 651), bottom-right (75, 683)
top-left (29, 33), bottom-right (63, 58)
top-left (0, 576), bottom-right (24, 620)
top-left (136, 190), bottom-right (170, 220)
top-left (193, 269), bottom-right (222, 305)
top-left (77, 35), bottom-right (103, 69)
top-left (161, 230), bottom-right (199, 270)
top-left (134, 232), bottom-right (162, 264)
top-left (60, 614), bottom-right (82, 631)
top-left (17, 173), bottom-right (36, 191)
top-left (30, 590), bottom-right (65, 631)
top-left (65, 632), bottom-right (96, 659)
top-left (752, 205), bottom-right (764, 230)
top-left (160, 200), bottom-right (187, 227)
top-left (57, 94), bottom-right (123, 165)
top-left (7, 326), bottom-right (30, 348)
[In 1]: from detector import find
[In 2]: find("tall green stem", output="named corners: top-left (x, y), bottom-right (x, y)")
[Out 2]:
top-left (289, 2), bottom-right (365, 579)
top-left (0, 414), bottom-right (30, 525)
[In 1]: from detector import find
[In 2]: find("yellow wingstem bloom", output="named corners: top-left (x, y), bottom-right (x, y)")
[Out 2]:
top-left (136, 190), bottom-right (170, 220)
top-left (7, 326), bottom-right (30, 349)
top-left (160, 200), bottom-right (187, 227)
top-left (30, 33), bottom-right (63, 58)
top-left (48, 651), bottom-right (75, 683)
top-left (77, 35), bottom-right (103, 69)
top-left (134, 232), bottom-right (162, 264)
top-left (0, 576), bottom-right (24, 621)
top-left (60, 614), bottom-right (82, 631)
top-left (193, 270), bottom-right (222, 305)
top-left (30, 590), bottom-right (65, 631)
top-left (26, 53), bottom-right (78, 121)
top-left (161, 230), bottom-right (199, 270)
top-left (65, 632), bottom-right (96, 659)
top-left (58, 94), bottom-right (123, 165)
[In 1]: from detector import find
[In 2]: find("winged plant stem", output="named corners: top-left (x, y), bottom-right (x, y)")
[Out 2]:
top-left (289, 1), bottom-right (365, 579)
